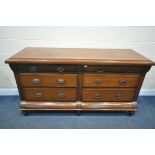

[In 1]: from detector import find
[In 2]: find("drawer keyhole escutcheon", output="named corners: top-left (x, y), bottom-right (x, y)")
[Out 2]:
top-left (58, 92), bottom-right (65, 98)
top-left (94, 93), bottom-right (101, 99)
top-left (57, 66), bottom-right (65, 72)
top-left (57, 79), bottom-right (65, 84)
top-left (95, 79), bottom-right (103, 84)
top-left (32, 78), bottom-right (41, 84)
top-left (119, 80), bottom-right (127, 85)
top-left (116, 93), bottom-right (124, 99)
top-left (35, 93), bottom-right (43, 98)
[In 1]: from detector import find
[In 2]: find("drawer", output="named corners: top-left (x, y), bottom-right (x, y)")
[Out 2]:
top-left (19, 73), bottom-right (77, 87)
top-left (82, 74), bottom-right (141, 87)
top-left (82, 88), bottom-right (136, 101)
top-left (82, 65), bottom-right (149, 73)
top-left (11, 64), bottom-right (79, 73)
top-left (23, 88), bottom-right (77, 101)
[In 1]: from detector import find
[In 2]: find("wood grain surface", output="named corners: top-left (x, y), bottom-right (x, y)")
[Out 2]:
top-left (5, 47), bottom-right (155, 65)
top-left (19, 73), bottom-right (78, 87)
top-left (82, 74), bottom-right (141, 88)
top-left (23, 88), bottom-right (77, 101)
top-left (82, 88), bottom-right (136, 102)
top-left (5, 47), bottom-right (154, 113)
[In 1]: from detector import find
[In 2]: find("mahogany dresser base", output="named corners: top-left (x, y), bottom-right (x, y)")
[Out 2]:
top-left (20, 101), bottom-right (137, 111)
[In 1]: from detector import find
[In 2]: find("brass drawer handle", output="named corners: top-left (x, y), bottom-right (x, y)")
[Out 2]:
top-left (57, 66), bottom-right (64, 72)
top-left (83, 65), bottom-right (88, 68)
top-left (95, 79), bottom-right (102, 84)
top-left (32, 78), bottom-right (41, 84)
top-left (57, 79), bottom-right (65, 84)
top-left (116, 93), bottom-right (124, 99)
top-left (119, 80), bottom-right (127, 84)
top-left (124, 67), bottom-right (132, 73)
top-left (30, 66), bottom-right (38, 72)
top-left (94, 93), bottom-right (101, 99)
top-left (96, 67), bottom-right (104, 72)
top-left (35, 93), bottom-right (43, 98)
top-left (58, 92), bottom-right (65, 98)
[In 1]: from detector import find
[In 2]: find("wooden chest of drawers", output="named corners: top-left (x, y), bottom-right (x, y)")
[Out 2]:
top-left (5, 48), bottom-right (155, 115)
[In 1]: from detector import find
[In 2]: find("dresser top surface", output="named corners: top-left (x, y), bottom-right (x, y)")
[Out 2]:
top-left (6, 47), bottom-right (154, 65)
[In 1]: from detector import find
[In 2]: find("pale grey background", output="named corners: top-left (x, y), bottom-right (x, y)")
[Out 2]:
top-left (0, 26), bottom-right (155, 95)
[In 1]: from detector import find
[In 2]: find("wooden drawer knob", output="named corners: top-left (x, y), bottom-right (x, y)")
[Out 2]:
top-left (58, 92), bottom-right (65, 98)
top-left (32, 78), bottom-right (41, 84)
top-left (116, 93), bottom-right (124, 99)
top-left (94, 93), bottom-right (101, 99)
top-left (57, 79), bottom-right (65, 84)
top-left (35, 92), bottom-right (43, 98)
top-left (95, 79), bottom-right (102, 84)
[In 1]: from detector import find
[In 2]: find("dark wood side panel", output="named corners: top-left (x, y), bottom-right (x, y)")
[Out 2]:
top-left (14, 73), bottom-right (24, 100)
top-left (133, 74), bottom-right (145, 101)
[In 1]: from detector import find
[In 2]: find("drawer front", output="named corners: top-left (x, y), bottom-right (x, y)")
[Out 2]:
top-left (11, 64), bottom-right (150, 73)
top-left (82, 74), bottom-right (140, 87)
top-left (82, 88), bottom-right (136, 101)
top-left (19, 73), bottom-right (77, 87)
top-left (23, 88), bottom-right (77, 101)
top-left (12, 64), bottom-right (79, 73)
top-left (82, 65), bottom-right (148, 73)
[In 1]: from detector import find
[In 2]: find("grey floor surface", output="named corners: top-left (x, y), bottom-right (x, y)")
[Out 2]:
top-left (0, 96), bottom-right (155, 129)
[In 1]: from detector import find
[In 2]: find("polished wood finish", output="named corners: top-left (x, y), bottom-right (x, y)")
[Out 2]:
top-left (133, 74), bottom-right (145, 100)
top-left (20, 101), bottom-right (77, 109)
top-left (19, 73), bottom-right (77, 87)
top-left (6, 47), bottom-right (155, 65)
top-left (20, 101), bottom-right (137, 111)
top-left (82, 65), bottom-right (150, 73)
top-left (82, 88), bottom-right (136, 101)
top-left (10, 64), bottom-right (79, 73)
top-left (82, 74), bottom-right (141, 88)
top-left (23, 88), bottom-right (77, 101)
top-left (5, 47), bottom-right (155, 114)
top-left (82, 101), bottom-right (137, 111)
